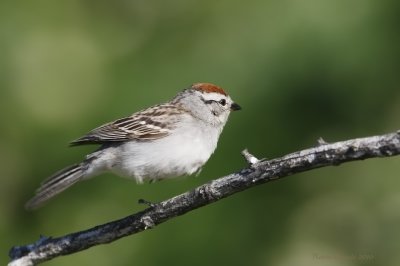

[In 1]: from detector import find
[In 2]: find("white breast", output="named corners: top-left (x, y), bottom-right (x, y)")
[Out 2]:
top-left (111, 118), bottom-right (222, 183)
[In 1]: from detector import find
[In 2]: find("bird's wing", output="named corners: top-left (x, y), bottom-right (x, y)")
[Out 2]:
top-left (70, 104), bottom-right (186, 146)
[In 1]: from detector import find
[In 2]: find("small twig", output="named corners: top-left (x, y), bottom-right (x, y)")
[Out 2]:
top-left (8, 130), bottom-right (400, 266)
top-left (137, 198), bottom-right (156, 208)
top-left (241, 148), bottom-right (260, 165)
top-left (317, 137), bottom-right (329, 146)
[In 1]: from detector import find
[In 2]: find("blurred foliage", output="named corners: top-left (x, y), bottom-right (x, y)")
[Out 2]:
top-left (1, 0), bottom-right (400, 265)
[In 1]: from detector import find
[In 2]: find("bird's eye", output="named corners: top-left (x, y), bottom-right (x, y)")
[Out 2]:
top-left (219, 99), bottom-right (226, 106)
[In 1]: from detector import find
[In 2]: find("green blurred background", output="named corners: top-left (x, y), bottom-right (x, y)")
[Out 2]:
top-left (1, 0), bottom-right (400, 265)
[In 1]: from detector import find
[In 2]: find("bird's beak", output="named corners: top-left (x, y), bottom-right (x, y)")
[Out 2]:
top-left (231, 102), bottom-right (241, 111)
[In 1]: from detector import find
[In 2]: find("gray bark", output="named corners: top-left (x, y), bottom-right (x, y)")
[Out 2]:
top-left (8, 130), bottom-right (400, 266)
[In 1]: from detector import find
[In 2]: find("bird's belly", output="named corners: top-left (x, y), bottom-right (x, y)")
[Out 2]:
top-left (112, 130), bottom-right (218, 183)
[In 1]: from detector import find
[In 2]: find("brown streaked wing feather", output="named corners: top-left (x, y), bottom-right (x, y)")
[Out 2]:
top-left (70, 104), bottom-right (186, 146)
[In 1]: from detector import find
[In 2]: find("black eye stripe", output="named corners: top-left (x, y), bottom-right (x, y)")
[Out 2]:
top-left (202, 98), bottom-right (227, 106)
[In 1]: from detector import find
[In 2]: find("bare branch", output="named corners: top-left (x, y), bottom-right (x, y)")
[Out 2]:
top-left (8, 131), bottom-right (400, 265)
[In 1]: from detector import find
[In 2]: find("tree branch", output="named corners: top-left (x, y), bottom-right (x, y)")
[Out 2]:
top-left (9, 130), bottom-right (400, 266)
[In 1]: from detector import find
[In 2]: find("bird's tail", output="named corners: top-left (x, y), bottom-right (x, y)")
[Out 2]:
top-left (25, 163), bottom-right (84, 210)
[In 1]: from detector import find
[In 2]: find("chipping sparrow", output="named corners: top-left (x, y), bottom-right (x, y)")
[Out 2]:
top-left (25, 83), bottom-right (241, 210)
